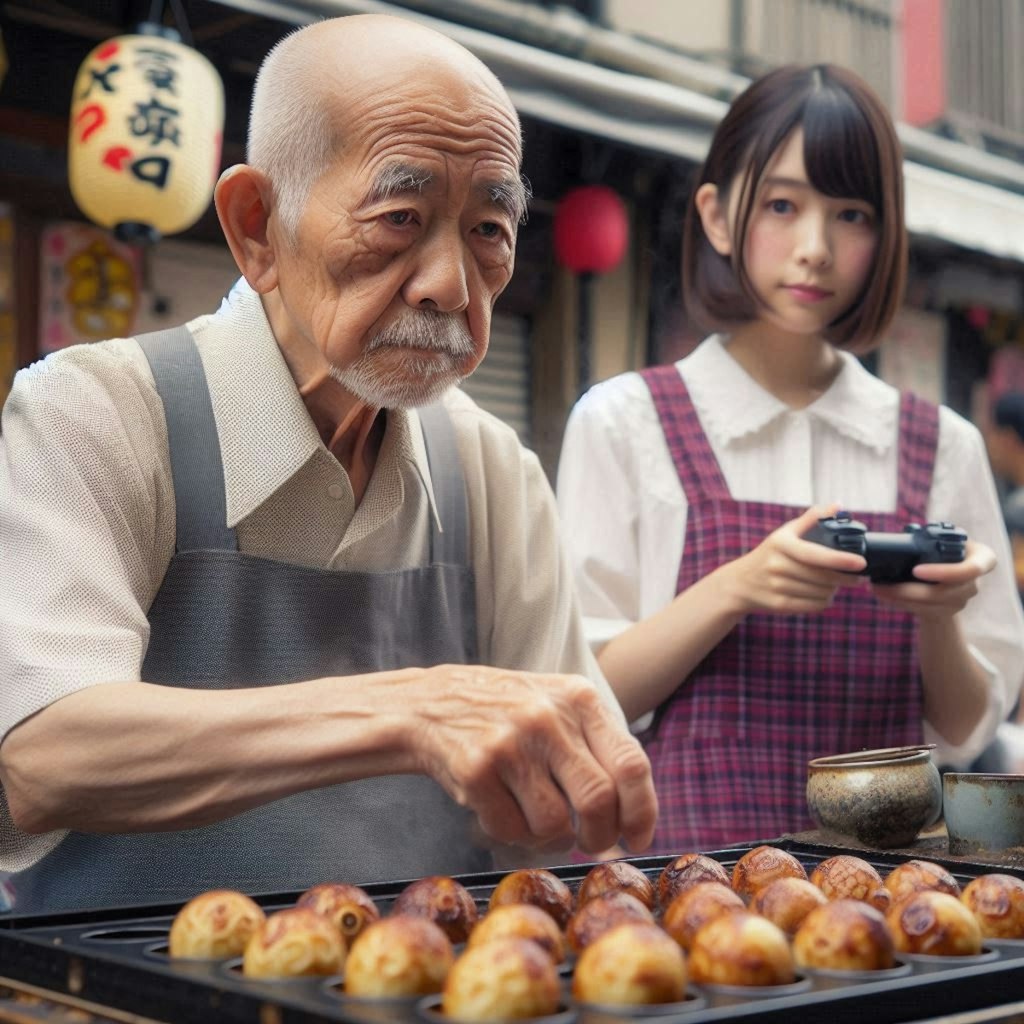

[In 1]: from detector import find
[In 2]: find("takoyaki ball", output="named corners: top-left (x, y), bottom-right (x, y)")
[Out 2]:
top-left (344, 916), bottom-right (454, 997)
top-left (810, 856), bottom-right (890, 911)
top-left (961, 874), bottom-right (1024, 939)
top-left (442, 937), bottom-right (560, 1022)
top-left (392, 875), bottom-right (479, 944)
top-left (566, 891), bottom-right (655, 954)
top-left (732, 846), bottom-right (808, 900)
top-left (883, 860), bottom-right (961, 905)
top-left (573, 923), bottom-right (686, 1007)
top-left (242, 908), bottom-right (345, 979)
top-left (467, 904), bottom-right (567, 964)
top-left (688, 910), bottom-right (795, 987)
top-left (488, 869), bottom-right (574, 929)
top-left (750, 878), bottom-right (828, 936)
top-left (657, 854), bottom-right (731, 907)
top-left (792, 899), bottom-right (895, 971)
top-left (577, 861), bottom-right (656, 911)
top-left (661, 881), bottom-right (745, 952)
top-left (169, 889), bottom-right (266, 960)
top-left (296, 882), bottom-right (380, 941)
top-left (886, 890), bottom-right (982, 957)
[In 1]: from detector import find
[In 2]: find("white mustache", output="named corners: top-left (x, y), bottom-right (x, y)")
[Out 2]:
top-left (367, 311), bottom-right (476, 357)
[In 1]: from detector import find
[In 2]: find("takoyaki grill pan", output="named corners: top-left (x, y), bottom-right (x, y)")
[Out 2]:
top-left (3, 838), bottom-right (1024, 1024)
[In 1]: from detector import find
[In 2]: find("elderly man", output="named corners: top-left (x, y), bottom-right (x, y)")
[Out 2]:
top-left (0, 15), bottom-right (656, 912)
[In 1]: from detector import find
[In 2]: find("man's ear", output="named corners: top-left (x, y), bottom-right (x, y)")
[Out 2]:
top-left (694, 183), bottom-right (733, 257)
top-left (214, 165), bottom-right (279, 294)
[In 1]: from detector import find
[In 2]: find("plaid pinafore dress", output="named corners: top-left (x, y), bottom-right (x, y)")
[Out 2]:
top-left (639, 366), bottom-right (935, 854)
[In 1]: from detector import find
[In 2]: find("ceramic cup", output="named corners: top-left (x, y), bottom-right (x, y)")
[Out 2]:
top-left (943, 773), bottom-right (1024, 856)
top-left (806, 746), bottom-right (942, 849)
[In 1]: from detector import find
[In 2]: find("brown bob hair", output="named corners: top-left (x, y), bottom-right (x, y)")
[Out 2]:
top-left (682, 64), bottom-right (907, 352)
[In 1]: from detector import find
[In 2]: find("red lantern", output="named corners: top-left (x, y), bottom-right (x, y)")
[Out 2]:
top-left (553, 185), bottom-right (629, 275)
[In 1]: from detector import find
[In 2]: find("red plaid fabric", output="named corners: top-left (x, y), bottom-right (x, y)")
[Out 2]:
top-left (638, 365), bottom-right (934, 853)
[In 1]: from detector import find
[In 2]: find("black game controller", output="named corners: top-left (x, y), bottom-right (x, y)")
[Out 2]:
top-left (803, 513), bottom-right (967, 584)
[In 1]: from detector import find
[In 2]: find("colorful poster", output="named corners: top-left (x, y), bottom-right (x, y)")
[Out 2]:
top-left (0, 202), bottom-right (15, 410)
top-left (38, 222), bottom-right (141, 354)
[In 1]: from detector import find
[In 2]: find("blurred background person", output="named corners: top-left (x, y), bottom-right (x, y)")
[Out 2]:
top-left (985, 391), bottom-right (1024, 601)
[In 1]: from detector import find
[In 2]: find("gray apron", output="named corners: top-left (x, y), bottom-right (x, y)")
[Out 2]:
top-left (11, 325), bottom-right (490, 913)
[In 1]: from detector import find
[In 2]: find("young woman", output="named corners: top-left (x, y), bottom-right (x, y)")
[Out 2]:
top-left (557, 65), bottom-right (1024, 853)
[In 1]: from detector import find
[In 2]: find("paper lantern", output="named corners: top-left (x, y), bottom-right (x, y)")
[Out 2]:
top-left (553, 185), bottom-right (629, 275)
top-left (68, 27), bottom-right (224, 244)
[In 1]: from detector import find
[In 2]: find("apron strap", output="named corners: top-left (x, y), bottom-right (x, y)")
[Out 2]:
top-left (136, 325), bottom-right (238, 553)
top-left (417, 402), bottom-right (470, 567)
top-left (640, 364), bottom-right (732, 502)
top-left (895, 391), bottom-right (940, 521)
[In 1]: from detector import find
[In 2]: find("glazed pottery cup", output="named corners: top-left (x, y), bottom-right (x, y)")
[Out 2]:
top-left (943, 773), bottom-right (1024, 855)
top-left (806, 746), bottom-right (942, 849)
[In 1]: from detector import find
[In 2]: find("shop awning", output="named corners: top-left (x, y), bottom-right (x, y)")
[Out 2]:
top-left (220, 0), bottom-right (1024, 264)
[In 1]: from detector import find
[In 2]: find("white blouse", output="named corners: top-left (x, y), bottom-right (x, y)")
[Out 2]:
top-left (557, 335), bottom-right (1024, 767)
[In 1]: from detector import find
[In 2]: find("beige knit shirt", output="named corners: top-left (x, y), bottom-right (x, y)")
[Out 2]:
top-left (0, 279), bottom-right (613, 870)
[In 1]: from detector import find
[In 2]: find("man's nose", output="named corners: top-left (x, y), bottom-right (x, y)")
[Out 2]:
top-left (403, 227), bottom-right (470, 312)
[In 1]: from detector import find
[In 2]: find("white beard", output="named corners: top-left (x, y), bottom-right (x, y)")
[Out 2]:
top-left (332, 310), bottom-right (478, 408)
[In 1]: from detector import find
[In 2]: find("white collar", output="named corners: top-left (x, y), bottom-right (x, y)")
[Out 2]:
top-left (683, 334), bottom-right (899, 455)
top-left (190, 279), bottom-right (438, 528)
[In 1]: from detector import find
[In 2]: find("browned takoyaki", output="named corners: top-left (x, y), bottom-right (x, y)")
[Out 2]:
top-left (168, 889), bottom-right (266, 960)
top-left (488, 868), bottom-right (574, 929)
top-left (344, 915), bottom-right (454, 997)
top-left (732, 846), bottom-right (808, 900)
top-left (392, 875), bottom-right (478, 944)
top-left (566, 890), bottom-right (655, 954)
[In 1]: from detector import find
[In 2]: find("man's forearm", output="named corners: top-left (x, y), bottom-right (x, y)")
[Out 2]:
top-left (1, 664), bottom-right (659, 855)
top-left (0, 675), bottom-right (418, 834)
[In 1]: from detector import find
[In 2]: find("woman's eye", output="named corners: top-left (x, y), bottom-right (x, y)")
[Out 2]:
top-left (839, 208), bottom-right (871, 225)
top-left (384, 210), bottom-right (414, 227)
top-left (768, 198), bottom-right (794, 215)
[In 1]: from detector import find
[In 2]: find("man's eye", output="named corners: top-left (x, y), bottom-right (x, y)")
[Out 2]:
top-left (477, 222), bottom-right (502, 239)
top-left (385, 210), bottom-right (414, 227)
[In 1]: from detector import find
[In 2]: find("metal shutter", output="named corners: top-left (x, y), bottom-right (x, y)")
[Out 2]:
top-left (460, 312), bottom-right (532, 446)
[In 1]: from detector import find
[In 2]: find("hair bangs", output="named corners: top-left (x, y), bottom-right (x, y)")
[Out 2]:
top-left (801, 81), bottom-right (882, 212)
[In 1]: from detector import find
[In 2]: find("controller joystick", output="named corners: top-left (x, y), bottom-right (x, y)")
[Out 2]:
top-left (802, 512), bottom-right (867, 556)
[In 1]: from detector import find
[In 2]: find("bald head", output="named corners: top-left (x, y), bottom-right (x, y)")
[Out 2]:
top-left (247, 15), bottom-right (520, 237)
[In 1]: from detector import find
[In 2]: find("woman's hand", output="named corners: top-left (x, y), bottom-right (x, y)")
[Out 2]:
top-left (870, 540), bottom-right (996, 621)
top-left (715, 504), bottom-right (867, 616)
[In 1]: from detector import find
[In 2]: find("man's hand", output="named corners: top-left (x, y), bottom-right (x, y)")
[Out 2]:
top-left (409, 666), bottom-right (657, 856)
top-left (715, 504), bottom-right (867, 617)
top-left (871, 540), bottom-right (996, 621)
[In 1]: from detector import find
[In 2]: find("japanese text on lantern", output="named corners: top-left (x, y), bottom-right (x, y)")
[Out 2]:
top-left (75, 40), bottom-right (181, 192)
top-left (69, 32), bottom-right (224, 238)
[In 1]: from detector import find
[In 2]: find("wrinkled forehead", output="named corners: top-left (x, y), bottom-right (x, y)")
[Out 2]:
top-left (338, 73), bottom-right (522, 199)
top-left (333, 51), bottom-right (521, 158)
